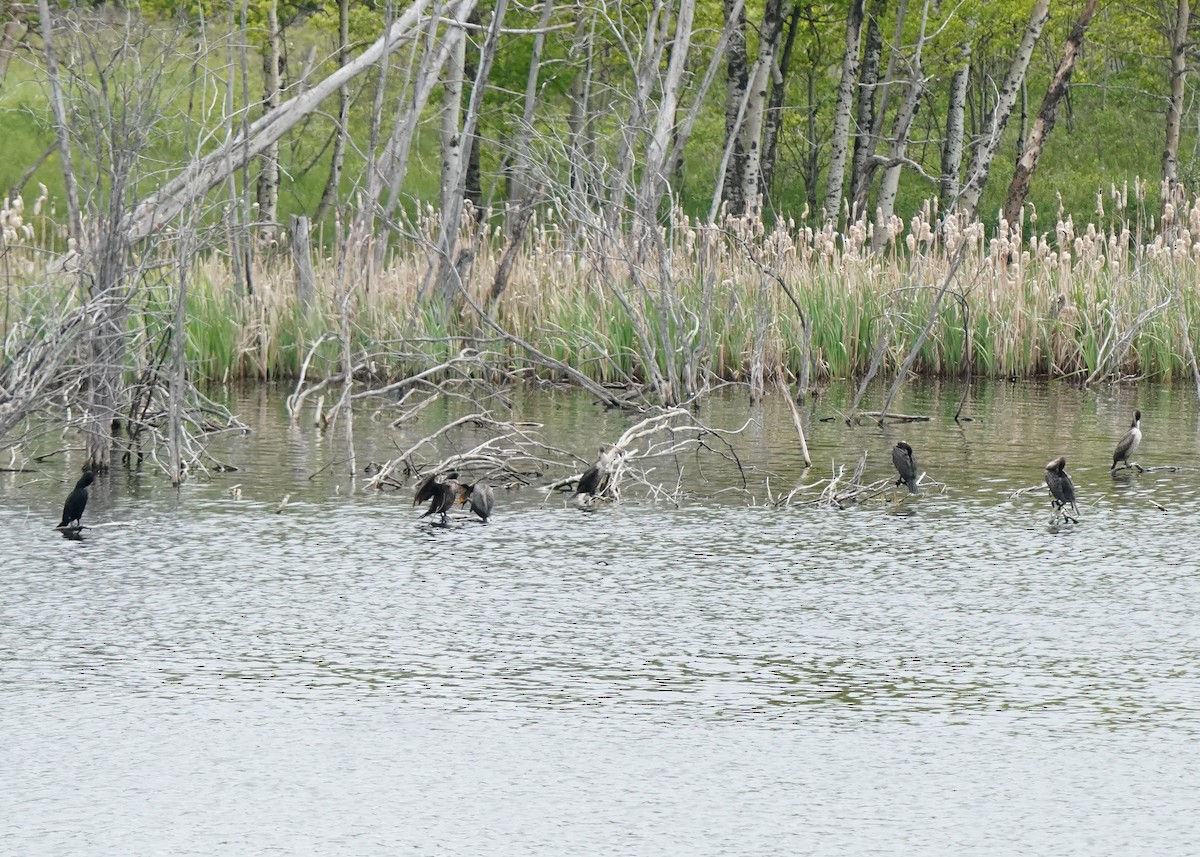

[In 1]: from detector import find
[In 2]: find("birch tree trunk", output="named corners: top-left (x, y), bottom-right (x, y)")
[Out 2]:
top-left (508, 0), bottom-right (557, 215)
top-left (256, 0), bottom-right (281, 232)
top-left (872, 0), bottom-right (930, 251)
top-left (128, 0), bottom-right (447, 244)
top-left (462, 3), bottom-right (484, 217)
top-left (939, 43), bottom-right (970, 209)
top-left (635, 0), bottom-right (696, 228)
top-left (431, 0), bottom-right (504, 305)
top-left (566, 9), bottom-right (596, 209)
top-left (606, 0), bottom-right (668, 235)
top-left (36, 0), bottom-right (82, 250)
top-left (822, 0), bottom-right (866, 224)
top-left (737, 0), bottom-right (791, 220)
top-left (759, 4), bottom-right (798, 206)
top-left (849, 0), bottom-right (884, 217)
top-left (1002, 0), bottom-right (1099, 228)
top-left (1163, 0), bottom-right (1190, 192)
top-left (721, 0), bottom-right (748, 215)
top-left (314, 0), bottom-right (350, 223)
top-left (958, 0), bottom-right (1050, 220)
top-left (439, 23), bottom-right (466, 218)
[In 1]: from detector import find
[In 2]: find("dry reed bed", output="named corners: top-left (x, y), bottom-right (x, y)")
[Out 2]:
top-left (5, 190), bottom-right (1200, 387)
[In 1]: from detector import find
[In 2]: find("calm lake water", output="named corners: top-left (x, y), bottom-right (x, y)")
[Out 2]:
top-left (3, 380), bottom-right (1199, 855)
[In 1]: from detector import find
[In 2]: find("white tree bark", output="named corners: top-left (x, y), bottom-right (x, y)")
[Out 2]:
top-left (439, 22), bottom-right (466, 217)
top-left (509, 0), bottom-right (558, 213)
top-left (634, 0), bottom-right (696, 227)
top-left (1163, 0), bottom-right (1190, 191)
top-left (939, 42), bottom-right (970, 208)
top-left (431, 0), bottom-right (505, 304)
top-left (958, 0), bottom-right (1050, 220)
top-left (255, 0), bottom-right (280, 231)
top-left (126, 0), bottom-right (446, 243)
top-left (737, 0), bottom-right (791, 219)
top-left (822, 0), bottom-right (866, 224)
top-left (872, 0), bottom-right (930, 251)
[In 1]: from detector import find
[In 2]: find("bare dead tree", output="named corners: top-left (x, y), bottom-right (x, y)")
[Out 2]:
top-left (958, 0), bottom-right (1049, 220)
top-left (822, 0), bottom-right (866, 224)
top-left (1002, 0), bottom-right (1100, 228)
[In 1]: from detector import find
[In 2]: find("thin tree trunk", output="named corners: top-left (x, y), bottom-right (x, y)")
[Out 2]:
top-left (721, 0), bottom-right (748, 215)
top-left (872, 0), bottom-right (930, 251)
top-left (439, 22), bottom-right (466, 218)
top-left (130, 0), bottom-right (451, 244)
top-left (849, 0), bottom-right (884, 217)
top-left (738, 0), bottom-right (791, 219)
top-left (36, 0), bottom-right (82, 250)
top-left (509, 0), bottom-right (557, 217)
top-left (822, 0), bottom-right (866, 224)
top-left (314, 0), bottom-right (350, 223)
top-left (0, 20), bottom-right (27, 86)
top-left (462, 3), bottom-right (484, 217)
top-left (760, 4), bottom-right (799, 205)
top-left (868, 0), bottom-right (907, 149)
top-left (634, 0), bottom-right (697, 229)
top-left (431, 0), bottom-right (503, 305)
top-left (1163, 0), bottom-right (1190, 192)
top-left (939, 42), bottom-right (970, 209)
top-left (607, 0), bottom-right (668, 236)
top-left (256, 0), bottom-right (281, 232)
top-left (959, 0), bottom-right (1050, 220)
top-left (1002, 0), bottom-right (1099, 228)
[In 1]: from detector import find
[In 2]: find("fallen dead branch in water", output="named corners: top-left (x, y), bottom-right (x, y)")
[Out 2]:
top-left (560, 408), bottom-right (753, 507)
top-left (363, 410), bottom-right (565, 492)
top-left (776, 452), bottom-right (942, 508)
top-left (366, 405), bottom-right (755, 507)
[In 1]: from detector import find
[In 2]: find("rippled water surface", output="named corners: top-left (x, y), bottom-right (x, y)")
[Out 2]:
top-left (3, 381), bottom-right (1200, 855)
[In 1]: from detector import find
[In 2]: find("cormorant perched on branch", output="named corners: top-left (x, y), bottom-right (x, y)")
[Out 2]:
top-left (1044, 456), bottom-right (1079, 521)
top-left (58, 471), bottom-right (94, 529)
top-left (457, 481), bottom-right (494, 522)
top-left (414, 471), bottom-right (460, 524)
top-left (892, 441), bottom-right (919, 494)
top-left (575, 446), bottom-right (613, 502)
top-left (1111, 410), bottom-right (1142, 471)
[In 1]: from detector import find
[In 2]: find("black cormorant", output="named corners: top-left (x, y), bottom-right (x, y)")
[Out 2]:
top-left (575, 446), bottom-right (612, 501)
top-left (59, 471), bottom-right (94, 529)
top-left (892, 441), bottom-right (919, 494)
top-left (1044, 456), bottom-right (1079, 520)
top-left (414, 471), bottom-right (460, 523)
top-left (1111, 410), bottom-right (1142, 471)
top-left (457, 481), bottom-right (494, 522)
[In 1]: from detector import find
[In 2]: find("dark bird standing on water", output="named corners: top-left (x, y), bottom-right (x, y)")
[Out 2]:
top-left (59, 471), bottom-right (94, 529)
top-left (457, 481), bottom-right (495, 522)
top-left (1111, 410), bottom-right (1142, 471)
top-left (414, 471), bottom-right (461, 524)
top-left (1044, 456), bottom-right (1079, 521)
top-left (892, 441), bottom-right (919, 494)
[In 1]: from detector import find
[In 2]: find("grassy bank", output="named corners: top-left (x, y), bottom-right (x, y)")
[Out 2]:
top-left (5, 193), bottom-right (1199, 390)
top-left (171, 197), bottom-right (1200, 387)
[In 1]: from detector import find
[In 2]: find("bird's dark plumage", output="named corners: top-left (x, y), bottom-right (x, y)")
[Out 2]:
top-left (892, 441), bottom-right (918, 494)
top-left (414, 471), bottom-right (460, 522)
top-left (59, 471), bottom-right (94, 529)
top-left (1044, 456), bottom-right (1079, 518)
top-left (1111, 410), bottom-right (1142, 470)
top-left (575, 447), bottom-right (611, 500)
top-left (457, 481), bottom-right (494, 522)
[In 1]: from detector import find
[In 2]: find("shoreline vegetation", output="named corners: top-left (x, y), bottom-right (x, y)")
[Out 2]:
top-left (8, 190), bottom-right (1200, 392)
top-left (4, 2), bottom-right (1200, 479)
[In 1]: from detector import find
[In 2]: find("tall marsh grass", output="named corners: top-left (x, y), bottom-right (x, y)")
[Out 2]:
top-left (6, 185), bottom-right (1200, 389)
